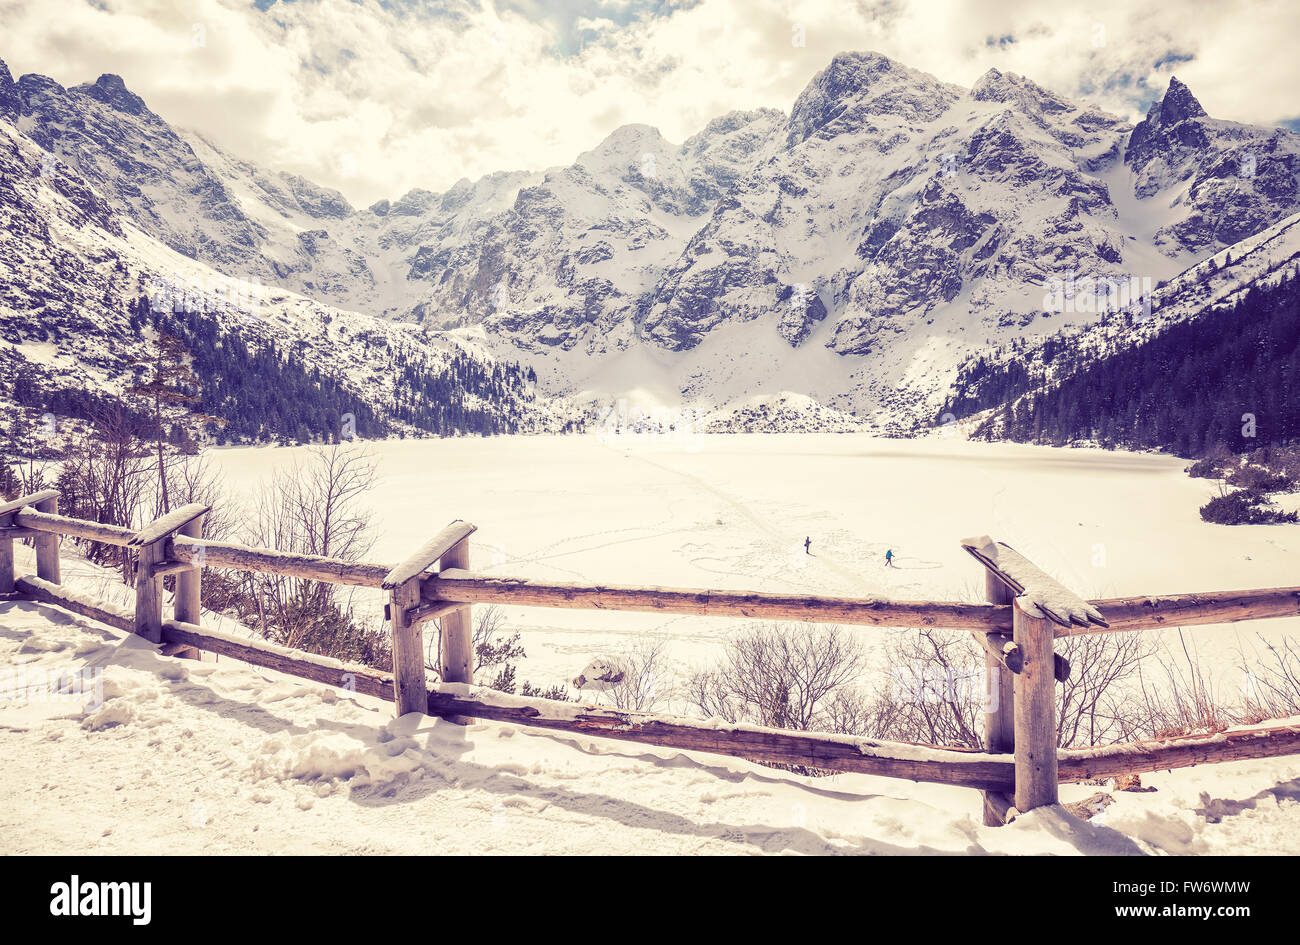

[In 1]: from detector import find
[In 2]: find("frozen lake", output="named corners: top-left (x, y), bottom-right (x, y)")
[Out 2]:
top-left (206, 433), bottom-right (1300, 694)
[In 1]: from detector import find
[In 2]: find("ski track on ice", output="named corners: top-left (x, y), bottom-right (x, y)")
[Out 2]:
top-left (621, 449), bottom-right (876, 596)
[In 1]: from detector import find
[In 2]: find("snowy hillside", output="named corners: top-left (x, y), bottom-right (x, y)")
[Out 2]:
top-left (942, 210), bottom-right (1300, 430)
top-left (0, 118), bottom-right (573, 450)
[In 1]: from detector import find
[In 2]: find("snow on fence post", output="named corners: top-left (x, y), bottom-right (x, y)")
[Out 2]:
top-left (34, 494), bottom-right (61, 584)
top-left (980, 570), bottom-right (1017, 825)
top-left (383, 521), bottom-right (478, 717)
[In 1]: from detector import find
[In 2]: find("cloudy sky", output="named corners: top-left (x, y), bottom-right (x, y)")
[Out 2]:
top-left (3, 0), bottom-right (1297, 206)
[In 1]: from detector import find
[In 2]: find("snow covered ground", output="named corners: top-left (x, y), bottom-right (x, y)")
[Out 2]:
top-left (205, 433), bottom-right (1300, 686)
top-left (3, 433), bottom-right (1300, 855)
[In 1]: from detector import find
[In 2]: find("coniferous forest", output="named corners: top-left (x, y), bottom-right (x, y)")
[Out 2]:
top-left (944, 271), bottom-right (1300, 457)
top-left (3, 296), bottom-right (544, 453)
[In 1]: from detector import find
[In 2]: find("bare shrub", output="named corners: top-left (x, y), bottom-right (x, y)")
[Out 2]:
top-left (684, 667), bottom-right (740, 723)
top-left (873, 629), bottom-right (985, 749)
top-left (820, 685), bottom-right (907, 739)
top-left (233, 445), bottom-right (390, 668)
top-left (1055, 632), bottom-right (1155, 747)
top-left (1133, 631), bottom-right (1235, 737)
top-left (423, 604), bottom-right (569, 700)
top-left (1239, 636), bottom-right (1300, 721)
top-left (686, 623), bottom-right (865, 731)
top-left (601, 636), bottom-right (672, 712)
top-left (53, 404), bottom-right (151, 568)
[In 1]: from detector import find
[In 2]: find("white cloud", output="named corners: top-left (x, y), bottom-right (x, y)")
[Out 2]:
top-left (2, 0), bottom-right (1296, 207)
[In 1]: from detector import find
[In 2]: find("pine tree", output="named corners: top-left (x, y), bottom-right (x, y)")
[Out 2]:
top-left (126, 330), bottom-right (220, 512)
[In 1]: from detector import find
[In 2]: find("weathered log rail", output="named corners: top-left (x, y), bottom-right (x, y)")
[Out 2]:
top-left (3, 489), bottom-right (1299, 825)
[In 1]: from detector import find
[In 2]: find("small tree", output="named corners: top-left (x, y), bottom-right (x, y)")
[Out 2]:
top-left (126, 329), bottom-right (222, 514)
top-left (237, 445), bottom-right (389, 666)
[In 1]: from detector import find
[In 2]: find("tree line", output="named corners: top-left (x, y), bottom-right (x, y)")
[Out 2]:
top-left (944, 269), bottom-right (1300, 457)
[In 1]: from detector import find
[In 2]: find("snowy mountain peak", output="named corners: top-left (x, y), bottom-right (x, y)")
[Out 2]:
top-left (786, 50), bottom-right (959, 147)
top-left (1155, 76), bottom-right (1208, 124)
top-left (4, 48), bottom-right (1300, 429)
top-left (971, 68), bottom-right (1074, 117)
top-left (73, 73), bottom-right (150, 118)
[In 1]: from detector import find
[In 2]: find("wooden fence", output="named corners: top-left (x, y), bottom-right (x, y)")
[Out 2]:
top-left (2, 488), bottom-right (1299, 825)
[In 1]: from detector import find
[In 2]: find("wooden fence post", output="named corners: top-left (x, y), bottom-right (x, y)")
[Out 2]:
top-left (382, 521), bottom-right (478, 718)
top-left (173, 512), bottom-right (205, 624)
top-left (0, 490), bottom-right (63, 595)
top-left (134, 539), bottom-right (165, 643)
top-left (34, 494), bottom-right (60, 584)
top-left (169, 512), bottom-right (206, 659)
top-left (390, 575), bottom-right (425, 715)
top-left (0, 526), bottom-right (11, 595)
top-left (129, 504), bottom-right (210, 646)
top-left (1012, 599), bottom-right (1058, 812)
top-left (961, 535), bottom-right (1106, 819)
top-left (981, 571), bottom-right (1016, 825)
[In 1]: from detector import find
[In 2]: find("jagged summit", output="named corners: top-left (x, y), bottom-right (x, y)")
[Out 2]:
top-left (0, 58), bottom-right (17, 120)
top-left (1155, 76), bottom-right (1208, 124)
top-left (1125, 75), bottom-right (1217, 172)
top-left (786, 50), bottom-right (958, 147)
top-left (972, 68), bottom-right (1073, 116)
top-left (73, 73), bottom-right (150, 116)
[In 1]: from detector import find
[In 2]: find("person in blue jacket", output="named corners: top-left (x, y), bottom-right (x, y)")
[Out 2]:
top-left (884, 549), bottom-right (895, 567)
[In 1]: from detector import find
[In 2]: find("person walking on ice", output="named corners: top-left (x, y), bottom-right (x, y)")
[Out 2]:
top-left (884, 548), bottom-right (895, 568)
top-left (804, 536), bottom-right (812, 555)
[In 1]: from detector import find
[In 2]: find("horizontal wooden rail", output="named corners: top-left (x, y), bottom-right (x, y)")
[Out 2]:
top-left (16, 572), bottom-right (1300, 798)
top-left (14, 512), bottom-right (1300, 637)
top-left (423, 570), bottom-right (1014, 632)
top-left (425, 684), bottom-right (1016, 791)
top-left (15, 510), bottom-right (135, 546)
top-left (169, 536), bottom-right (390, 588)
top-left (162, 620), bottom-right (394, 701)
top-left (1077, 587), bottom-right (1300, 636)
top-left (11, 573), bottom-right (1013, 790)
top-left (1058, 724), bottom-right (1300, 782)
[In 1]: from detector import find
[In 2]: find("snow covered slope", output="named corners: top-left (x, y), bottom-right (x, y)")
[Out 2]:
top-left (0, 117), bottom-right (570, 449)
top-left (943, 209), bottom-right (1300, 425)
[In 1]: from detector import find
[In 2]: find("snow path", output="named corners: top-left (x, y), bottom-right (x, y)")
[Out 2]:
top-left (619, 446), bottom-right (872, 594)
